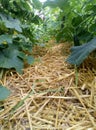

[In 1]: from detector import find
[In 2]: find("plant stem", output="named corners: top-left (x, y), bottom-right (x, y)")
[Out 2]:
top-left (75, 65), bottom-right (78, 87)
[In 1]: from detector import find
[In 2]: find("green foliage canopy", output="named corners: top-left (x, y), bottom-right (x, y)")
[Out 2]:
top-left (0, 0), bottom-right (43, 73)
top-left (44, 0), bottom-right (96, 66)
top-left (0, 0), bottom-right (43, 100)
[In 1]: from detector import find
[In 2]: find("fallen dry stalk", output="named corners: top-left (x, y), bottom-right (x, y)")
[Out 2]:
top-left (32, 95), bottom-right (90, 99)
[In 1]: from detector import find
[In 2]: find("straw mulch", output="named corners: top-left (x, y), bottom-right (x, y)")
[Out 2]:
top-left (0, 41), bottom-right (96, 130)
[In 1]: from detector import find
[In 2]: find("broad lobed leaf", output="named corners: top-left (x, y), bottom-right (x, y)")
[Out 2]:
top-left (0, 13), bottom-right (22, 32)
top-left (67, 37), bottom-right (96, 65)
top-left (0, 85), bottom-right (11, 101)
top-left (0, 45), bottom-right (24, 73)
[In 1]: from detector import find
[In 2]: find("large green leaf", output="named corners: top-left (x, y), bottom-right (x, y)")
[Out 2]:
top-left (67, 37), bottom-right (96, 65)
top-left (0, 45), bottom-right (24, 73)
top-left (0, 85), bottom-right (11, 101)
top-left (0, 34), bottom-right (12, 44)
top-left (17, 52), bottom-right (34, 65)
top-left (0, 13), bottom-right (22, 32)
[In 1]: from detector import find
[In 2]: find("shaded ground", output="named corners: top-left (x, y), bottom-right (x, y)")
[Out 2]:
top-left (0, 41), bottom-right (96, 130)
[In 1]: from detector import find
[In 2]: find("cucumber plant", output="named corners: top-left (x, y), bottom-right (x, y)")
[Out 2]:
top-left (0, 0), bottom-right (43, 100)
top-left (44, 0), bottom-right (96, 66)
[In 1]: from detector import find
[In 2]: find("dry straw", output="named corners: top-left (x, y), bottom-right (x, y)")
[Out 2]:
top-left (0, 41), bottom-right (96, 130)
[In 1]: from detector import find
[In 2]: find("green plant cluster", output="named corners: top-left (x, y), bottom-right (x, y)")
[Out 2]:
top-left (0, 0), bottom-right (43, 100)
top-left (44, 0), bottom-right (96, 65)
top-left (0, 0), bottom-right (43, 74)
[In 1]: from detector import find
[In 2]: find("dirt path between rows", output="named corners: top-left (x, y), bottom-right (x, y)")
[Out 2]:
top-left (0, 41), bottom-right (96, 130)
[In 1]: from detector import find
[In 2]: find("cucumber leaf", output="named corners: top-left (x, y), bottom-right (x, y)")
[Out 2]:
top-left (0, 45), bottom-right (24, 73)
top-left (0, 13), bottom-right (22, 32)
top-left (0, 85), bottom-right (11, 101)
top-left (67, 37), bottom-right (96, 65)
top-left (0, 34), bottom-right (12, 44)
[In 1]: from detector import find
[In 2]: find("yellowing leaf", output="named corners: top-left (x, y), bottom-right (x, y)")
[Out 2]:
top-left (2, 41), bottom-right (7, 45)
top-left (14, 31), bottom-right (18, 35)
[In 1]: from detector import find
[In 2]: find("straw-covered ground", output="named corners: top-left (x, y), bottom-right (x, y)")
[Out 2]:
top-left (0, 41), bottom-right (96, 130)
